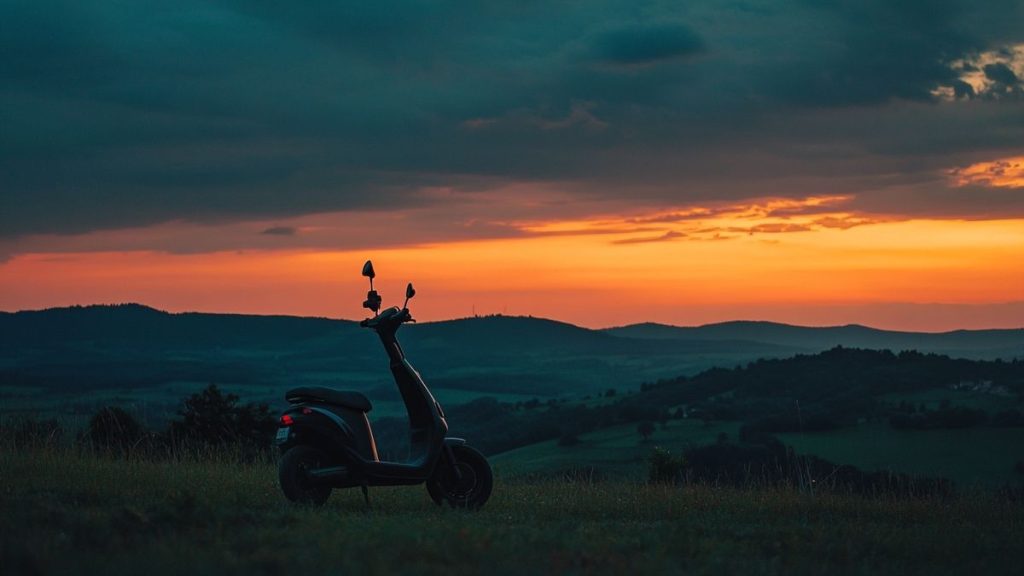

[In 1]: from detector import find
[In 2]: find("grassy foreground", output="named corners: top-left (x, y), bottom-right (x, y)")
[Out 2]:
top-left (1, 449), bottom-right (1021, 576)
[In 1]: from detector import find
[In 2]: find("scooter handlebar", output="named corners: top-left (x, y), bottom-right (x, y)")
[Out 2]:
top-left (359, 307), bottom-right (414, 328)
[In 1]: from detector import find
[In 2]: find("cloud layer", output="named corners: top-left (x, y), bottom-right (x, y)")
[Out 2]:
top-left (2, 0), bottom-right (1023, 253)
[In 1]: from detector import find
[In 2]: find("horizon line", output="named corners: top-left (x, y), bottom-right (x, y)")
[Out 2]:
top-left (4, 301), bottom-right (1024, 335)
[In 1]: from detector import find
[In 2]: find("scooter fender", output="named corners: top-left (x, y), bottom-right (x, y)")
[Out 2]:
top-left (279, 406), bottom-right (355, 453)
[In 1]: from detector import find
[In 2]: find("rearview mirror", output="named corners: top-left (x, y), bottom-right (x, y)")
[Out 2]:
top-left (361, 260), bottom-right (375, 279)
top-left (402, 282), bottom-right (416, 309)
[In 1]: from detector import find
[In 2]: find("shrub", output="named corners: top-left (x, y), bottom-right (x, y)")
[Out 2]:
top-left (681, 440), bottom-right (953, 497)
top-left (0, 417), bottom-right (63, 448)
top-left (684, 441), bottom-right (785, 486)
top-left (83, 406), bottom-right (144, 453)
top-left (648, 447), bottom-right (687, 484)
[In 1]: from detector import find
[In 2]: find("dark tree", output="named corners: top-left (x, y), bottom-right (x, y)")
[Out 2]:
top-left (171, 384), bottom-right (275, 450)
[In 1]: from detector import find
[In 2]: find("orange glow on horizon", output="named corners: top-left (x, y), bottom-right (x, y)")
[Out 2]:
top-left (2, 206), bottom-right (1023, 331)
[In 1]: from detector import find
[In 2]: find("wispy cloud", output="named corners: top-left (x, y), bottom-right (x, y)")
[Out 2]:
top-left (730, 223), bottom-right (813, 234)
top-left (612, 230), bottom-right (686, 245)
top-left (625, 208), bottom-right (714, 224)
top-left (527, 196), bottom-right (880, 245)
top-left (814, 216), bottom-right (880, 230)
top-left (949, 156), bottom-right (1024, 189)
top-left (762, 196), bottom-right (854, 218)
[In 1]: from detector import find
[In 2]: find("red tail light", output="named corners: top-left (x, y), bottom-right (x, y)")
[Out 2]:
top-left (280, 414), bottom-right (294, 426)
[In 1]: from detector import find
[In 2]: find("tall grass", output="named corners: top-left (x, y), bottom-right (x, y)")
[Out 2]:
top-left (2, 445), bottom-right (1022, 575)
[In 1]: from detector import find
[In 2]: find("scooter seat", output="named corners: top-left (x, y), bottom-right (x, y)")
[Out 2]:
top-left (285, 386), bottom-right (373, 413)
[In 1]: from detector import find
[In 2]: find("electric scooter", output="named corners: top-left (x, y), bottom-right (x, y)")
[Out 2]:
top-left (275, 260), bottom-right (493, 509)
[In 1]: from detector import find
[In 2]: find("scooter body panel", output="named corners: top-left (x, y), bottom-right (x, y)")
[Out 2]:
top-left (279, 402), bottom-right (379, 463)
top-left (389, 357), bottom-right (448, 467)
top-left (343, 356), bottom-right (451, 485)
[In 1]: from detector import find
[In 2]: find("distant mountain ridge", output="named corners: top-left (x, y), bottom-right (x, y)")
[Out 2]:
top-left (0, 303), bottom-right (352, 349)
top-left (603, 321), bottom-right (1024, 357)
top-left (2, 304), bottom-right (1023, 358)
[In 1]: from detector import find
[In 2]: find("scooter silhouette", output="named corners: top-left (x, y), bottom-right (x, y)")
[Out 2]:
top-left (275, 260), bottom-right (493, 508)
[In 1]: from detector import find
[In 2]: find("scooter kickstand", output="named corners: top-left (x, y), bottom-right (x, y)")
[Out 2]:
top-left (361, 484), bottom-right (370, 507)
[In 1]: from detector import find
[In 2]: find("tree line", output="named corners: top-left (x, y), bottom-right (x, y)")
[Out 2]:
top-left (371, 347), bottom-right (1024, 457)
top-left (0, 384), bottom-right (276, 459)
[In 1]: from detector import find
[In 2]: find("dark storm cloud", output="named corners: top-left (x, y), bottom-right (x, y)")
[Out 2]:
top-left (953, 80), bottom-right (976, 99)
top-left (765, 0), bottom-right (968, 106)
top-left (984, 63), bottom-right (1019, 85)
top-left (2, 0), bottom-right (1024, 248)
top-left (586, 23), bottom-right (704, 66)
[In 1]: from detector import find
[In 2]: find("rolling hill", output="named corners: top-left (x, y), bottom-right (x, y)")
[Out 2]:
top-left (605, 320), bottom-right (1024, 358)
top-left (4, 305), bottom-right (1023, 487)
top-left (1, 304), bottom-right (1022, 425)
top-left (0, 304), bottom-right (793, 421)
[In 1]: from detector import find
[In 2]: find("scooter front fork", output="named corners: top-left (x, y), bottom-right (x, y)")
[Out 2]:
top-left (443, 443), bottom-right (463, 482)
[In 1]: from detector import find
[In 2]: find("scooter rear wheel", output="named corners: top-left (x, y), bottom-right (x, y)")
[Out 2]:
top-left (279, 445), bottom-right (333, 506)
top-left (427, 444), bottom-right (493, 510)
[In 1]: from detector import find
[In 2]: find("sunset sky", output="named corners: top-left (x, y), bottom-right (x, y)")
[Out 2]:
top-left (2, 1), bottom-right (1023, 330)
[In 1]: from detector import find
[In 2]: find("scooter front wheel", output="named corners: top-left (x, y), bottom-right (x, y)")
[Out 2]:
top-left (279, 445), bottom-right (333, 506)
top-left (427, 444), bottom-right (493, 510)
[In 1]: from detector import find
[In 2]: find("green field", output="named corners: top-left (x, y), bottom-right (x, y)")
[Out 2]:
top-left (879, 389), bottom-right (1015, 412)
top-left (2, 447), bottom-right (1021, 575)
top-left (493, 418), bottom-right (1024, 488)
top-left (493, 419), bottom-right (742, 478)
top-left (778, 422), bottom-right (1024, 487)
